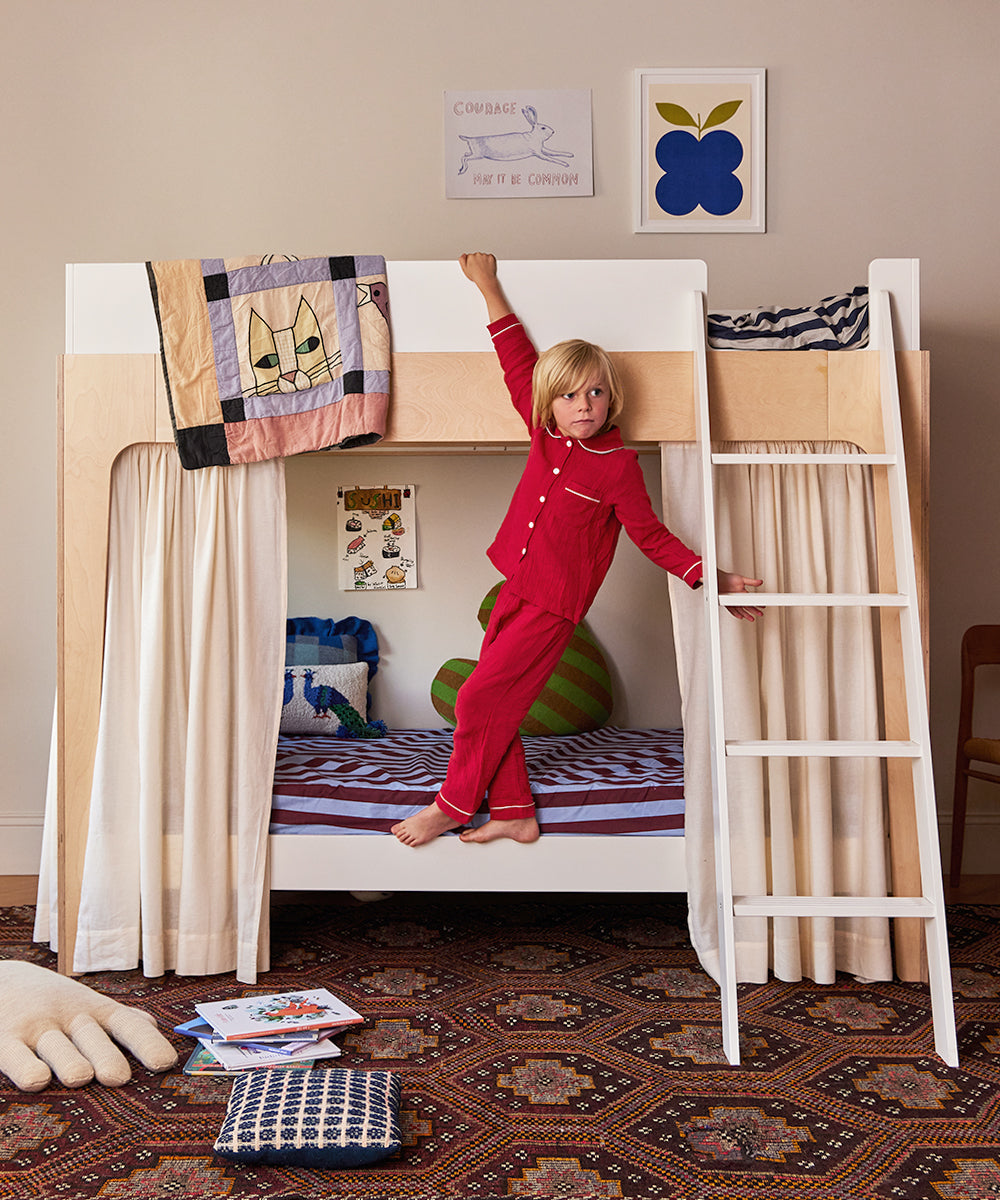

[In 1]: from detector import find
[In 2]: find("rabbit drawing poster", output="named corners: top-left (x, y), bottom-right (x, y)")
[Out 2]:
top-left (444, 90), bottom-right (593, 198)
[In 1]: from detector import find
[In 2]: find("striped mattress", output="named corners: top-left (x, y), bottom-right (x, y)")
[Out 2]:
top-left (271, 726), bottom-right (684, 836)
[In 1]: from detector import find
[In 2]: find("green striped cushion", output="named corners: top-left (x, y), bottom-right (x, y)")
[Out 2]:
top-left (430, 585), bottom-right (613, 736)
top-left (430, 658), bottom-right (477, 724)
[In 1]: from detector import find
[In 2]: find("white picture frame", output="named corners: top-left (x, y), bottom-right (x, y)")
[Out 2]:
top-left (634, 67), bottom-right (766, 233)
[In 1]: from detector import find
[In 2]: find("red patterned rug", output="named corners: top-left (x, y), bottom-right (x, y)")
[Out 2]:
top-left (1, 894), bottom-right (999, 1199)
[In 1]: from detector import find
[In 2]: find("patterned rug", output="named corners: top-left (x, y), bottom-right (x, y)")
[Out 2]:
top-left (2, 895), bottom-right (999, 1200)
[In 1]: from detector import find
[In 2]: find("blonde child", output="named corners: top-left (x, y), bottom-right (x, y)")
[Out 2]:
top-left (391, 253), bottom-right (761, 848)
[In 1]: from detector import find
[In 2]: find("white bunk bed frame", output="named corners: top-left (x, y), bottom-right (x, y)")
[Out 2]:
top-left (57, 258), bottom-right (929, 980)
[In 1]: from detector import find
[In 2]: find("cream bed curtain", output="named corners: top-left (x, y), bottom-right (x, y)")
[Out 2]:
top-left (35, 433), bottom-right (889, 985)
top-left (663, 441), bottom-right (893, 985)
top-left (45, 444), bottom-right (287, 983)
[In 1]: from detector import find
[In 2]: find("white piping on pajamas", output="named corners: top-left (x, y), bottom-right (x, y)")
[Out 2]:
top-left (544, 425), bottom-right (625, 452)
top-left (490, 317), bottom-right (522, 341)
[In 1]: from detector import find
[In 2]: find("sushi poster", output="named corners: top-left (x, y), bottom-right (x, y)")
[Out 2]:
top-left (338, 484), bottom-right (417, 591)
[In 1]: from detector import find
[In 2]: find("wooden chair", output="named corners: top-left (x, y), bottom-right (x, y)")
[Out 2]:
top-left (950, 625), bottom-right (1000, 885)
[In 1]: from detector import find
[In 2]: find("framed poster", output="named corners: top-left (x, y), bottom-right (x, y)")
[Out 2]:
top-left (634, 67), bottom-right (765, 233)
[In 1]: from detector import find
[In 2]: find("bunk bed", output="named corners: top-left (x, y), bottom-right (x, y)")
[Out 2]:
top-left (53, 258), bottom-right (930, 982)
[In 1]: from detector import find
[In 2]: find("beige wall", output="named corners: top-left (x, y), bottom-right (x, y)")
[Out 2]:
top-left (5, 1), bottom-right (1000, 872)
top-left (286, 451), bottom-right (681, 732)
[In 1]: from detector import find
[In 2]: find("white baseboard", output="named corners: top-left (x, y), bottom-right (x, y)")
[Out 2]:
top-left (0, 816), bottom-right (43, 876)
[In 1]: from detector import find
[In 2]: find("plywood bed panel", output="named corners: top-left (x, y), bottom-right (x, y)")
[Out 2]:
top-left (57, 342), bottom-right (930, 973)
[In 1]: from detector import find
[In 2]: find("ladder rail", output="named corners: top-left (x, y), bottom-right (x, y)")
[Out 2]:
top-left (871, 289), bottom-right (958, 1066)
top-left (692, 289), bottom-right (741, 1064)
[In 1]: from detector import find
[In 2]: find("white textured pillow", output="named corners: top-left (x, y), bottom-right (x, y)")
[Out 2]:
top-left (281, 662), bottom-right (369, 735)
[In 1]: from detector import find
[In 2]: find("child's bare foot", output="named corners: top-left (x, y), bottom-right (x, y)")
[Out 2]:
top-left (459, 817), bottom-right (540, 844)
top-left (392, 802), bottom-right (463, 847)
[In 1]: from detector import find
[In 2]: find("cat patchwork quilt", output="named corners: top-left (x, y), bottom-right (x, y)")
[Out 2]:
top-left (146, 255), bottom-right (390, 469)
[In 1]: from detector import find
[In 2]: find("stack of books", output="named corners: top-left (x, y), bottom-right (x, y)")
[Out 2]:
top-left (177, 988), bottom-right (364, 1075)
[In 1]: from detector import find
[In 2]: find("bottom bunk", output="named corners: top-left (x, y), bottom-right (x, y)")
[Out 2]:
top-left (267, 726), bottom-right (688, 893)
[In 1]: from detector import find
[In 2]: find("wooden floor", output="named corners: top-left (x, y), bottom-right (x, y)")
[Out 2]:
top-left (4, 876), bottom-right (999, 909)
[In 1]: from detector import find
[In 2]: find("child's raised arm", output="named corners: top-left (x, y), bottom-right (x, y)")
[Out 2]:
top-left (460, 252), bottom-right (513, 324)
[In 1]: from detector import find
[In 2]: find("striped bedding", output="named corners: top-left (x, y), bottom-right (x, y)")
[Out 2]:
top-left (270, 726), bottom-right (684, 837)
top-left (707, 286), bottom-right (869, 350)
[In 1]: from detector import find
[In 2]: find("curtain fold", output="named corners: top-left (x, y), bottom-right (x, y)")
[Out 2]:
top-left (663, 441), bottom-right (892, 985)
top-left (68, 444), bottom-right (287, 982)
top-left (31, 696), bottom-right (60, 949)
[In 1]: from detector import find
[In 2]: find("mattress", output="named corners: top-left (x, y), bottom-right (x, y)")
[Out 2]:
top-left (271, 726), bottom-right (684, 836)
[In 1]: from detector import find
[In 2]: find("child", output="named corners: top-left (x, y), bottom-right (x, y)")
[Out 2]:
top-left (391, 253), bottom-right (762, 848)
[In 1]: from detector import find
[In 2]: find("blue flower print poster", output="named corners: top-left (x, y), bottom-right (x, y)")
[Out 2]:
top-left (635, 68), bottom-right (765, 234)
top-left (338, 484), bottom-right (417, 590)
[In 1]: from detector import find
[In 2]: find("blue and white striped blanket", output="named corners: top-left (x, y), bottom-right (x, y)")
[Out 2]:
top-left (708, 286), bottom-right (868, 350)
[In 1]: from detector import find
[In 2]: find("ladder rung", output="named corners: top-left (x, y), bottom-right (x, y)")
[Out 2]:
top-left (732, 895), bottom-right (936, 918)
top-left (719, 592), bottom-right (908, 608)
top-left (726, 740), bottom-right (922, 758)
top-left (711, 453), bottom-right (897, 465)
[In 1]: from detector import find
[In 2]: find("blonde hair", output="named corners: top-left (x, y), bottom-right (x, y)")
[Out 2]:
top-left (530, 339), bottom-right (624, 432)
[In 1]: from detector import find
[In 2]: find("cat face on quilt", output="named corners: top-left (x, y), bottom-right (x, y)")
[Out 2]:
top-left (248, 297), bottom-right (341, 395)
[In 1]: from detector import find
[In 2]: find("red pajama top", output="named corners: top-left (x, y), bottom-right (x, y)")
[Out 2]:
top-left (485, 314), bottom-right (703, 623)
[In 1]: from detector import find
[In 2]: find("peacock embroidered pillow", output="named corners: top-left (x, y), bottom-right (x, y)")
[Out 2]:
top-left (213, 1067), bottom-right (401, 1168)
top-left (280, 662), bottom-right (369, 735)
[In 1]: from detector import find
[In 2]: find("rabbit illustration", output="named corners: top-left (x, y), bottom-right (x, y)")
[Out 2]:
top-left (458, 106), bottom-right (574, 175)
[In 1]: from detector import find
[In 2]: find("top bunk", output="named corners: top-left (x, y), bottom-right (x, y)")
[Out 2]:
top-left (61, 258), bottom-right (926, 454)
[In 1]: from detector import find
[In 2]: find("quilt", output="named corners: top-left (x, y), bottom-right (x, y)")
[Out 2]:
top-left (146, 255), bottom-right (390, 469)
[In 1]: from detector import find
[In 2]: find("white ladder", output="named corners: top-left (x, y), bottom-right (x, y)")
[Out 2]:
top-left (693, 286), bottom-right (958, 1068)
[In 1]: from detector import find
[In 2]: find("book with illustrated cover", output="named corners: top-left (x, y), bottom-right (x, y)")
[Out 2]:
top-left (197, 1035), bottom-right (342, 1072)
top-left (194, 988), bottom-right (363, 1041)
top-left (181, 1045), bottom-right (319, 1076)
top-left (173, 1016), bottom-right (329, 1051)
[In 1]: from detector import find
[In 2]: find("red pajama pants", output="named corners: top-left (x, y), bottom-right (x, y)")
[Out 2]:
top-left (435, 585), bottom-right (577, 823)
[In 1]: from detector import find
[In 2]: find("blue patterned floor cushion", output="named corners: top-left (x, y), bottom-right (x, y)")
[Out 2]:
top-left (213, 1067), bottom-right (401, 1167)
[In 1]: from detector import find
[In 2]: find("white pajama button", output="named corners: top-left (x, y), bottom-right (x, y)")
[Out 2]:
top-left (528, 521), bottom-right (534, 529)
top-left (552, 467), bottom-right (560, 475)
top-left (539, 495), bottom-right (546, 502)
